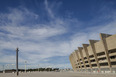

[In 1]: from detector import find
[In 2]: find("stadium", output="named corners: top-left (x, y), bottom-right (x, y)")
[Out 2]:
top-left (69, 33), bottom-right (116, 73)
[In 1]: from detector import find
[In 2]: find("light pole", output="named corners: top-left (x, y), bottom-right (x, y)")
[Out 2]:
top-left (6, 64), bottom-right (10, 70)
top-left (16, 48), bottom-right (19, 76)
top-left (11, 64), bottom-right (15, 69)
top-left (38, 65), bottom-right (39, 71)
top-left (49, 66), bottom-right (51, 72)
top-left (25, 61), bottom-right (27, 73)
top-left (3, 65), bottom-right (4, 73)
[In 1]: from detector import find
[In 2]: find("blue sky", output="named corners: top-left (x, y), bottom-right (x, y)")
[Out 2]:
top-left (0, 0), bottom-right (116, 70)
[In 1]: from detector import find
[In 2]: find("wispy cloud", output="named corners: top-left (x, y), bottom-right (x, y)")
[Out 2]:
top-left (44, 0), bottom-right (54, 18)
top-left (0, 0), bottom-right (116, 70)
top-left (0, 2), bottom-right (72, 69)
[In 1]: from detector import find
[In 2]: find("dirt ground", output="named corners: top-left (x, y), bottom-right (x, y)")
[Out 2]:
top-left (0, 71), bottom-right (116, 77)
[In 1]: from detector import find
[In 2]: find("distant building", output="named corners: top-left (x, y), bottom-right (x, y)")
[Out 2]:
top-left (69, 33), bottom-right (116, 73)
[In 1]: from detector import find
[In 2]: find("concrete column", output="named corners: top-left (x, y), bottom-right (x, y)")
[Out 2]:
top-left (71, 54), bottom-right (77, 71)
top-left (89, 40), bottom-right (100, 71)
top-left (74, 50), bottom-right (81, 72)
top-left (78, 47), bottom-right (87, 70)
top-left (73, 52), bottom-right (80, 71)
top-left (69, 55), bottom-right (75, 71)
top-left (75, 50), bottom-right (82, 71)
top-left (72, 53), bottom-right (77, 71)
top-left (100, 33), bottom-right (112, 72)
top-left (83, 44), bottom-right (92, 71)
top-left (70, 54), bottom-right (76, 71)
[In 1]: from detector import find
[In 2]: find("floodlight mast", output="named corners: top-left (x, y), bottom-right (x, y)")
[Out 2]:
top-left (25, 61), bottom-right (27, 73)
top-left (16, 48), bottom-right (19, 76)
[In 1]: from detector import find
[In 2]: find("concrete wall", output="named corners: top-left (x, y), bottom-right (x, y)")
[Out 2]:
top-left (106, 34), bottom-right (116, 50)
top-left (82, 49), bottom-right (86, 57)
top-left (94, 40), bottom-right (104, 53)
top-left (87, 46), bottom-right (93, 56)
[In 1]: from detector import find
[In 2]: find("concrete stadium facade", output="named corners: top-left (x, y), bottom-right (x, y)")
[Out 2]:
top-left (69, 33), bottom-right (116, 73)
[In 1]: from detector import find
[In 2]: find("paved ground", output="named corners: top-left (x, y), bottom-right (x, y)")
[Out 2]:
top-left (0, 72), bottom-right (116, 77)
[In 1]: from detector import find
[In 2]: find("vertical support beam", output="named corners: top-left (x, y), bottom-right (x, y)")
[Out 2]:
top-left (70, 54), bottom-right (75, 71)
top-left (74, 51), bottom-right (81, 71)
top-left (69, 55), bottom-right (75, 71)
top-left (78, 47), bottom-right (87, 71)
top-left (71, 54), bottom-right (76, 71)
top-left (83, 44), bottom-right (92, 71)
top-left (71, 54), bottom-right (77, 71)
top-left (74, 50), bottom-right (81, 71)
top-left (72, 52), bottom-right (77, 71)
top-left (89, 40), bottom-right (100, 71)
top-left (100, 33), bottom-right (112, 72)
top-left (73, 52), bottom-right (79, 71)
top-left (72, 52), bottom-right (77, 72)
top-left (75, 50), bottom-right (82, 71)
top-left (16, 48), bottom-right (19, 76)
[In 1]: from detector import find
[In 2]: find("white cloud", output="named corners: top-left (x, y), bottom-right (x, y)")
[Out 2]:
top-left (44, 0), bottom-right (54, 18)
top-left (0, 25), bottom-right (66, 41)
top-left (0, 5), bottom-right (70, 68)
top-left (0, 0), bottom-right (116, 70)
top-left (69, 21), bottom-right (116, 53)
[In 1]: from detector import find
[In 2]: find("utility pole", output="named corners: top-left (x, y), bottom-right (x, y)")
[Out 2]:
top-left (11, 64), bottom-right (15, 70)
top-left (25, 61), bottom-right (27, 73)
top-left (38, 65), bottom-right (39, 71)
top-left (3, 65), bottom-right (4, 73)
top-left (16, 48), bottom-right (19, 76)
